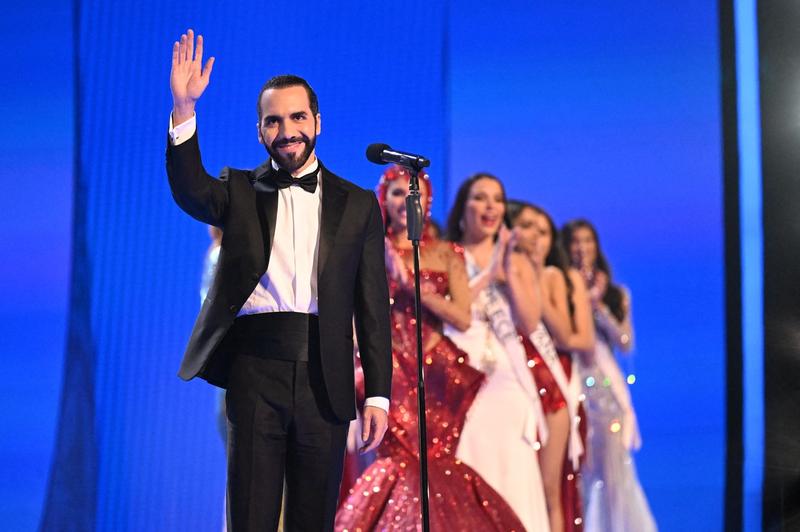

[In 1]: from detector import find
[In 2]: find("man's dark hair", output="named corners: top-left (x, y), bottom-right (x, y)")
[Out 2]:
top-left (256, 74), bottom-right (319, 121)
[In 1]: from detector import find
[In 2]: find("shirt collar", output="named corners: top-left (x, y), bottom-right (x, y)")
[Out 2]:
top-left (271, 157), bottom-right (320, 177)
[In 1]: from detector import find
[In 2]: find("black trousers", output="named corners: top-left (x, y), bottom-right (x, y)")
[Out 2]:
top-left (225, 313), bottom-right (348, 532)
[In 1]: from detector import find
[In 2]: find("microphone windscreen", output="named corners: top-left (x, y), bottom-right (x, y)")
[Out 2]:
top-left (366, 143), bottom-right (390, 164)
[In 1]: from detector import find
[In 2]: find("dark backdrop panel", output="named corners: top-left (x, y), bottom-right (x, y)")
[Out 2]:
top-left (447, 2), bottom-right (726, 530)
top-left (73, 2), bottom-right (445, 529)
top-left (758, 1), bottom-right (800, 529)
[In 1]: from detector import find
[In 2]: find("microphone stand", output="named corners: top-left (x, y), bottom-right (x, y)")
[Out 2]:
top-left (404, 166), bottom-right (430, 532)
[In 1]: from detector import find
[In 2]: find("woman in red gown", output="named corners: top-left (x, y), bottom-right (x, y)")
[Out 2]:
top-left (509, 200), bottom-right (595, 532)
top-left (334, 166), bottom-right (525, 531)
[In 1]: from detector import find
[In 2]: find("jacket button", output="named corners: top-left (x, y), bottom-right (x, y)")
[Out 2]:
top-left (229, 305), bottom-right (238, 313)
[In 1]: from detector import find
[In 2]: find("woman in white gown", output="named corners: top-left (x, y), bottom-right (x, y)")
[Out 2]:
top-left (444, 173), bottom-right (551, 532)
top-left (562, 219), bottom-right (656, 532)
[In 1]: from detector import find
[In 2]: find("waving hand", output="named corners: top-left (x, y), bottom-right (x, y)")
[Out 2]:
top-left (170, 29), bottom-right (215, 124)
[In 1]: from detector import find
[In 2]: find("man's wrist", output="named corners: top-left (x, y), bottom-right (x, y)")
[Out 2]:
top-left (172, 102), bottom-right (196, 125)
top-left (364, 396), bottom-right (390, 413)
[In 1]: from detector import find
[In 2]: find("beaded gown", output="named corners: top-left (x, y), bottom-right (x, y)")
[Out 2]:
top-left (334, 267), bottom-right (526, 532)
top-left (578, 293), bottom-right (656, 532)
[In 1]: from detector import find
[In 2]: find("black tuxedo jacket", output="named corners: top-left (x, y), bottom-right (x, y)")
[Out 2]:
top-left (166, 132), bottom-right (392, 422)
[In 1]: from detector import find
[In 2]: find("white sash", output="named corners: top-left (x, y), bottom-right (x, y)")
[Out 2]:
top-left (529, 323), bottom-right (585, 468)
top-left (464, 251), bottom-right (549, 448)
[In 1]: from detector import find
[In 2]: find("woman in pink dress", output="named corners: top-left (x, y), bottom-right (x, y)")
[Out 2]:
top-left (334, 166), bottom-right (525, 531)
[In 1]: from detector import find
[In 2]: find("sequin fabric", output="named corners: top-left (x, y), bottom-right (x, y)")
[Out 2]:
top-left (578, 341), bottom-right (656, 531)
top-left (520, 334), bottom-right (568, 414)
top-left (558, 351), bottom-right (586, 532)
top-left (335, 271), bottom-right (525, 532)
top-left (521, 336), bottom-right (587, 531)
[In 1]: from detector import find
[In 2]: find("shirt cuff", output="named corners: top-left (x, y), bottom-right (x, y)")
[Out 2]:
top-left (364, 396), bottom-right (390, 414)
top-left (169, 112), bottom-right (197, 146)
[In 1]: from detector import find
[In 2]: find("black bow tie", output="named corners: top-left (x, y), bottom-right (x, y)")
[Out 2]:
top-left (270, 165), bottom-right (318, 194)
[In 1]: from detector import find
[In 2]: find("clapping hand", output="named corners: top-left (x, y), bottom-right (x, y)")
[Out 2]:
top-left (170, 29), bottom-right (215, 124)
top-left (487, 225), bottom-right (519, 282)
top-left (385, 237), bottom-right (410, 287)
top-left (588, 270), bottom-right (609, 308)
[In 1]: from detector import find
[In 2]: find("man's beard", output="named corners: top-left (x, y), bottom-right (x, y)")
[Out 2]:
top-left (266, 131), bottom-right (317, 174)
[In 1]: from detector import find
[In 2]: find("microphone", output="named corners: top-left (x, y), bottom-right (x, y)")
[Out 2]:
top-left (366, 143), bottom-right (430, 169)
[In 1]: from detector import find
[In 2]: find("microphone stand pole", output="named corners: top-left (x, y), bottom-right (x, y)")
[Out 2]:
top-left (405, 166), bottom-right (430, 532)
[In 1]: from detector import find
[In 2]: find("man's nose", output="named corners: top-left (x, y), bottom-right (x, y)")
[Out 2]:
top-left (279, 121), bottom-right (298, 139)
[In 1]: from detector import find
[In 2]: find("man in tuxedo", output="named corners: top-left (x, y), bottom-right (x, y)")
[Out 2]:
top-left (166, 29), bottom-right (392, 531)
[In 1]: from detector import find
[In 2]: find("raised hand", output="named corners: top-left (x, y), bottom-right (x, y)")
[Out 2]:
top-left (588, 270), bottom-right (609, 307)
top-left (487, 225), bottom-right (511, 281)
top-left (504, 227), bottom-right (520, 269)
top-left (170, 29), bottom-right (215, 124)
top-left (384, 237), bottom-right (410, 287)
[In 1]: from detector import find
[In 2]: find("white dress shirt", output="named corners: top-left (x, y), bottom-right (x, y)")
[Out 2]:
top-left (170, 114), bottom-right (389, 413)
top-left (238, 157), bottom-right (321, 316)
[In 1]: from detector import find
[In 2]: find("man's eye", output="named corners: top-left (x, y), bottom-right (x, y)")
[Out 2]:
top-left (391, 189), bottom-right (405, 197)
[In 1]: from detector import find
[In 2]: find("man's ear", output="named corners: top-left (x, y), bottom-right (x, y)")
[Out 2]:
top-left (315, 113), bottom-right (322, 135)
top-left (256, 123), bottom-right (264, 145)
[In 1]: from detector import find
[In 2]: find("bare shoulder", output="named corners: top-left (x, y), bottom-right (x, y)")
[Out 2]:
top-left (421, 239), bottom-right (455, 270)
top-left (430, 239), bottom-right (465, 261)
top-left (431, 239), bottom-right (456, 257)
top-left (544, 265), bottom-right (564, 282)
top-left (544, 265), bottom-right (567, 289)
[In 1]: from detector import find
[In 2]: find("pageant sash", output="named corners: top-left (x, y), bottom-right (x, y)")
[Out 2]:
top-left (529, 323), bottom-right (585, 468)
top-left (464, 250), bottom-right (549, 447)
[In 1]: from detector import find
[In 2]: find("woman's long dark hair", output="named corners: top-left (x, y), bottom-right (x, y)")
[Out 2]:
top-left (445, 172), bottom-right (506, 243)
top-left (561, 219), bottom-right (626, 322)
top-left (507, 200), bottom-right (575, 314)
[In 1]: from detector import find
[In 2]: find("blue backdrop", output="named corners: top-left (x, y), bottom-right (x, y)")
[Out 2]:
top-left (3, 1), bottom-right (724, 531)
top-left (447, 3), bottom-right (725, 530)
top-left (0, 2), bottom-right (73, 530)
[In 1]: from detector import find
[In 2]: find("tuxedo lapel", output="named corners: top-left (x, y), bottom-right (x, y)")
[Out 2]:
top-left (318, 168), bottom-right (348, 279)
top-left (252, 161), bottom-right (279, 267)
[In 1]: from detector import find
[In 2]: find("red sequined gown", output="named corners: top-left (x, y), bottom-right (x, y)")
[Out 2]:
top-left (521, 336), bottom-right (587, 531)
top-left (335, 270), bottom-right (525, 532)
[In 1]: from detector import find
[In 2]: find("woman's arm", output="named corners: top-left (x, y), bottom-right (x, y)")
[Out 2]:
top-left (565, 269), bottom-right (596, 353)
top-left (539, 267), bottom-right (574, 346)
top-left (504, 252), bottom-right (542, 337)
top-left (595, 287), bottom-right (634, 352)
top-left (417, 244), bottom-right (472, 331)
